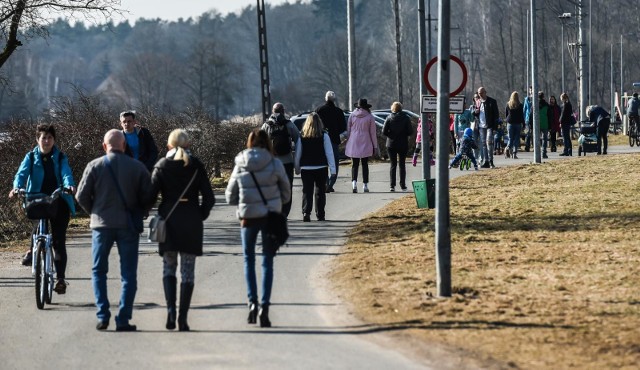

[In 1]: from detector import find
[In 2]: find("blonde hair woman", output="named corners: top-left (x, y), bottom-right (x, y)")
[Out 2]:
top-left (149, 129), bottom-right (215, 331)
top-left (225, 128), bottom-right (291, 327)
top-left (294, 113), bottom-right (336, 221)
top-left (504, 91), bottom-right (524, 159)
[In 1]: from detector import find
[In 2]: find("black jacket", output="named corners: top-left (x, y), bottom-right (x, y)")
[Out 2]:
top-left (123, 126), bottom-right (159, 172)
top-left (150, 154), bottom-right (215, 256)
top-left (475, 96), bottom-right (500, 130)
top-left (382, 112), bottom-right (413, 152)
top-left (560, 101), bottom-right (574, 126)
top-left (316, 101), bottom-right (346, 145)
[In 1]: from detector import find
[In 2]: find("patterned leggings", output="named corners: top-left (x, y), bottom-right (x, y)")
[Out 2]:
top-left (162, 251), bottom-right (196, 284)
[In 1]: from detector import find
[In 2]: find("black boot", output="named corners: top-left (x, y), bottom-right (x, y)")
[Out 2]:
top-left (248, 301), bottom-right (258, 324)
top-left (259, 305), bottom-right (271, 328)
top-left (163, 276), bottom-right (177, 330)
top-left (178, 282), bottom-right (194, 331)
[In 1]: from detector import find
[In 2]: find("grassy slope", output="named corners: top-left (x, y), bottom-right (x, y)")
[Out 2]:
top-left (332, 153), bottom-right (640, 369)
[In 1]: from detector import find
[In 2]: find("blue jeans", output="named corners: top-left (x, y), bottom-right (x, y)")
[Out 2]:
top-left (507, 123), bottom-right (522, 154)
top-left (561, 125), bottom-right (572, 154)
top-left (479, 127), bottom-right (494, 162)
top-left (91, 228), bottom-right (139, 326)
top-left (241, 222), bottom-right (275, 306)
top-left (541, 129), bottom-right (549, 154)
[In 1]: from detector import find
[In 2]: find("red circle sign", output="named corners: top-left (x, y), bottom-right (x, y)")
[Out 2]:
top-left (423, 55), bottom-right (468, 97)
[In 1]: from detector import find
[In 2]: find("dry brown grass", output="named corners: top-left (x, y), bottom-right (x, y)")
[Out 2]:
top-left (332, 153), bottom-right (640, 369)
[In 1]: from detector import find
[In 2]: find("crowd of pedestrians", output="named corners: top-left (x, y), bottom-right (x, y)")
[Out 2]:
top-left (9, 86), bottom-right (617, 331)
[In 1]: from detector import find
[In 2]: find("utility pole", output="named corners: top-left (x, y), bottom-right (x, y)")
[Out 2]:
top-left (418, 0), bottom-right (431, 180)
top-left (588, 0), bottom-right (592, 104)
top-left (394, 0), bottom-right (403, 103)
top-left (347, 0), bottom-right (356, 109)
top-left (256, 0), bottom-right (271, 120)
top-left (435, 0), bottom-right (451, 298)
top-left (531, 0), bottom-right (540, 164)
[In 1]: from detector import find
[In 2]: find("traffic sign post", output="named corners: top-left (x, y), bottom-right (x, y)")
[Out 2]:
top-left (421, 95), bottom-right (466, 113)
top-left (423, 55), bottom-right (468, 97)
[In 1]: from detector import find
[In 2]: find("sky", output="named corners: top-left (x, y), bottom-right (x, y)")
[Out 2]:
top-left (118, 0), bottom-right (296, 23)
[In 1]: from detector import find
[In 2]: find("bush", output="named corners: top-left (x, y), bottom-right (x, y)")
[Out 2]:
top-left (0, 91), bottom-right (257, 243)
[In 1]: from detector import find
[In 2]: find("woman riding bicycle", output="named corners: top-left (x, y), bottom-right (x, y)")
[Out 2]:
top-left (8, 124), bottom-right (76, 294)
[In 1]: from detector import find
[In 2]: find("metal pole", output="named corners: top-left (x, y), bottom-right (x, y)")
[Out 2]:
top-left (561, 22), bottom-right (565, 94)
top-left (394, 0), bottom-right (403, 103)
top-left (347, 0), bottom-right (356, 109)
top-left (419, 0), bottom-right (431, 180)
top-left (526, 8), bottom-right (529, 95)
top-left (531, 0), bottom-right (540, 163)
top-left (611, 44), bottom-right (614, 117)
top-left (588, 0), bottom-right (592, 104)
top-left (578, 1), bottom-right (587, 121)
top-left (256, 0), bottom-right (271, 120)
top-left (435, 0), bottom-right (451, 298)
top-left (620, 34), bottom-right (623, 106)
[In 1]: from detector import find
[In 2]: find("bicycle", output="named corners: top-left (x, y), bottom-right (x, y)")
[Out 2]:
top-left (17, 187), bottom-right (70, 309)
top-left (459, 154), bottom-right (473, 171)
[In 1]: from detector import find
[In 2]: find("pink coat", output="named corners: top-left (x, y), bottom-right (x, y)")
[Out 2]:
top-left (345, 108), bottom-right (377, 158)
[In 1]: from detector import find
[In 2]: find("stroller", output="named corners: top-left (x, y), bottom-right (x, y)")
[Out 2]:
top-left (577, 121), bottom-right (598, 156)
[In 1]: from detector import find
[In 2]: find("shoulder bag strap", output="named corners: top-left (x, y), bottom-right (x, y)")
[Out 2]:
top-left (249, 171), bottom-right (268, 206)
top-left (164, 170), bottom-right (198, 221)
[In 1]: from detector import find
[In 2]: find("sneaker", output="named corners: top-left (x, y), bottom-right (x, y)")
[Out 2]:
top-left (411, 155), bottom-right (418, 167)
top-left (543, 153), bottom-right (548, 159)
top-left (363, 184), bottom-right (369, 193)
top-left (474, 166), bottom-right (479, 171)
top-left (115, 324), bottom-right (137, 332)
top-left (401, 187), bottom-right (407, 192)
top-left (513, 154), bottom-right (518, 159)
top-left (325, 186), bottom-right (335, 193)
top-left (53, 279), bottom-right (68, 294)
top-left (390, 187), bottom-right (395, 192)
top-left (481, 162), bottom-right (490, 168)
top-left (303, 214), bottom-right (311, 222)
top-left (21, 251), bottom-right (32, 266)
top-left (317, 215), bottom-right (325, 221)
top-left (490, 160), bottom-right (495, 168)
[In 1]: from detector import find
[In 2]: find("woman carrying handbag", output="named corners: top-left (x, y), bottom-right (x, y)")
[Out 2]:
top-left (149, 129), bottom-right (215, 331)
top-left (225, 128), bottom-right (291, 327)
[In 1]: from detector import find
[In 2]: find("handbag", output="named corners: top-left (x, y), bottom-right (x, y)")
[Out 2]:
top-left (104, 155), bottom-right (144, 233)
top-left (249, 172), bottom-right (288, 254)
top-left (149, 170), bottom-right (198, 243)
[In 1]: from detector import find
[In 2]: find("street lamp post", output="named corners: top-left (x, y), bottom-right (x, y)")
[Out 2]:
top-left (558, 13), bottom-right (572, 94)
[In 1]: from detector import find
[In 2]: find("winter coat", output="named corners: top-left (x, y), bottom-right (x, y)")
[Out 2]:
top-left (76, 151), bottom-right (151, 229)
top-left (505, 103), bottom-right (525, 125)
top-left (316, 101), bottom-right (346, 145)
top-left (123, 126), bottom-right (159, 172)
top-left (261, 114), bottom-right (300, 165)
top-left (345, 108), bottom-right (377, 158)
top-left (588, 106), bottom-right (610, 127)
top-left (474, 96), bottom-right (500, 130)
top-left (382, 111), bottom-right (413, 152)
top-left (539, 99), bottom-right (550, 131)
top-left (523, 96), bottom-right (533, 126)
top-left (150, 152), bottom-right (215, 256)
top-left (454, 109), bottom-right (474, 133)
top-left (549, 103), bottom-right (561, 132)
top-left (13, 145), bottom-right (76, 215)
top-left (225, 148), bottom-right (291, 220)
top-left (560, 101), bottom-right (574, 127)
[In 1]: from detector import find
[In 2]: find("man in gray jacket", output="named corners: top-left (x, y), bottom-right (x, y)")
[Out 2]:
top-left (76, 129), bottom-right (152, 332)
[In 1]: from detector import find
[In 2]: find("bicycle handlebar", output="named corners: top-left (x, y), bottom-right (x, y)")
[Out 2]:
top-left (15, 187), bottom-right (73, 199)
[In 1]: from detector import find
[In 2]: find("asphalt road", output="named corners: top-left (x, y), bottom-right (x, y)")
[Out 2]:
top-left (1, 142), bottom-right (637, 369)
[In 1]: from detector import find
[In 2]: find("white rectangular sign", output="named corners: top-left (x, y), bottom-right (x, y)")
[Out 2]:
top-left (421, 96), bottom-right (466, 114)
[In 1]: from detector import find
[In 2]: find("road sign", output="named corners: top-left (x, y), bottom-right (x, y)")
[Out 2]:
top-left (421, 96), bottom-right (467, 114)
top-left (423, 55), bottom-right (468, 97)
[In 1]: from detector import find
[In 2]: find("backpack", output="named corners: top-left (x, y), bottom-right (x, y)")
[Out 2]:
top-left (267, 120), bottom-right (292, 155)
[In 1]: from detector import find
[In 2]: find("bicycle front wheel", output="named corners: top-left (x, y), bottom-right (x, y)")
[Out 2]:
top-left (629, 124), bottom-right (636, 147)
top-left (45, 247), bottom-right (54, 304)
top-left (34, 240), bottom-right (47, 309)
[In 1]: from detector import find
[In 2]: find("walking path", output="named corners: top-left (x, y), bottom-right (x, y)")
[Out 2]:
top-left (1, 144), bottom-right (636, 369)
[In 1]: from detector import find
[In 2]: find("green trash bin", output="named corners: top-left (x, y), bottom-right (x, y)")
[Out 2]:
top-left (412, 179), bottom-right (436, 209)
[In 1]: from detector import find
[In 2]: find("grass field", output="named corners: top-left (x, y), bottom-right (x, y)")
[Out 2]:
top-left (331, 153), bottom-right (640, 369)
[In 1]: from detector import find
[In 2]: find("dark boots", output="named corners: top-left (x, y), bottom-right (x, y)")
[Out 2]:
top-left (258, 305), bottom-right (271, 328)
top-left (178, 282), bottom-right (194, 331)
top-left (163, 276), bottom-right (177, 330)
top-left (248, 301), bottom-right (258, 324)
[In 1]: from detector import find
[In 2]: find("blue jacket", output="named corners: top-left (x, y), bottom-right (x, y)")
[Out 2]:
top-left (523, 96), bottom-right (532, 126)
top-left (13, 146), bottom-right (76, 215)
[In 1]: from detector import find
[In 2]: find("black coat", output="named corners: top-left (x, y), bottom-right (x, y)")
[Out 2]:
top-left (475, 96), bottom-right (500, 129)
top-left (382, 112), bottom-right (413, 152)
top-left (150, 154), bottom-right (215, 256)
top-left (316, 101), bottom-right (346, 145)
top-left (123, 127), bottom-right (159, 172)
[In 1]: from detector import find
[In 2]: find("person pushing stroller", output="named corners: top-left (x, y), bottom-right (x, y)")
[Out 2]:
top-left (449, 128), bottom-right (478, 170)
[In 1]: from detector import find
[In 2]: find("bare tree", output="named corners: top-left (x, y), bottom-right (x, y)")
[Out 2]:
top-left (0, 1), bottom-right (121, 71)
